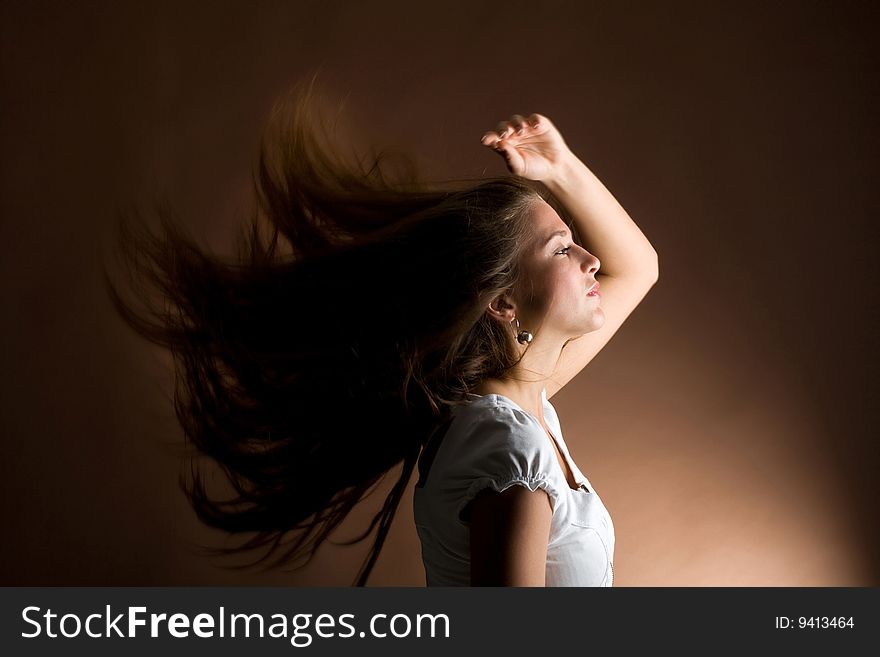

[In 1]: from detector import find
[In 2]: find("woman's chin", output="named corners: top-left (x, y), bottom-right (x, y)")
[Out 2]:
top-left (585, 308), bottom-right (605, 331)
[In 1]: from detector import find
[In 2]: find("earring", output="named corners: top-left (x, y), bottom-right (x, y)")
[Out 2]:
top-left (512, 317), bottom-right (533, 345)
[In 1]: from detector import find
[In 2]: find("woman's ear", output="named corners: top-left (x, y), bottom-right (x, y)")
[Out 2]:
top-left (486, 294), bottom-right (516, 323)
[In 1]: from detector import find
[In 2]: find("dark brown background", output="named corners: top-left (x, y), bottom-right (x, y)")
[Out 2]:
top-left (2, 0), bottom-right (877, 586)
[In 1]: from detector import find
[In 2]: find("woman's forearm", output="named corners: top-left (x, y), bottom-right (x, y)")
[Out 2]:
top-left (545, 153), bottom-right (658, 279)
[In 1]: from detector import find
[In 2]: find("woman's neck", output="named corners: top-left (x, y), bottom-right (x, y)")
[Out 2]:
top-left (471, 378), bottom-right (548, 424)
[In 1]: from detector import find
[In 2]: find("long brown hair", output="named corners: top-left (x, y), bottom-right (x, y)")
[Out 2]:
top-left (104, 76), bottom-right (547, 585)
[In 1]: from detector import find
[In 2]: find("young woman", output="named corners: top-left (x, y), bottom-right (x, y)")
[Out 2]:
top-left (106, 80), bottom-right (658, 587)
top-left (414, 116), bottom-right (658, 586)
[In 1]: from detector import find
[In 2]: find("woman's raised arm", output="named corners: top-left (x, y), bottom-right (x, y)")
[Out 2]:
top-left (482, 113), bottom-right (659, 398)
top-left (482, 113), bottom-right (658, 279)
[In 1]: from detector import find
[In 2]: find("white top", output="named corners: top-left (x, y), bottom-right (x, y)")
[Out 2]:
top-left (413, 388), bottom-right (615, 586)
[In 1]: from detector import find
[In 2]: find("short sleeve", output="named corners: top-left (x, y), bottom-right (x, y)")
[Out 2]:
top-left (454, 403), bottom-right (562, 525)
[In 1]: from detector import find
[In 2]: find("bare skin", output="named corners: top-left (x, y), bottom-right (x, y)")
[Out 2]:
top-left (471, 195), bottom-right (602, 423)
top-left (468, 113), bottom-right (659, 586)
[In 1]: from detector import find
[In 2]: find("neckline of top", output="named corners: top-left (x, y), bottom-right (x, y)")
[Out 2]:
top-left (463, 390), bottom-right (546, 418)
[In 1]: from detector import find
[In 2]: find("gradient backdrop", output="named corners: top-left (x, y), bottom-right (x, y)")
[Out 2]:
top-left (2, 0), bottom-right (877, 586)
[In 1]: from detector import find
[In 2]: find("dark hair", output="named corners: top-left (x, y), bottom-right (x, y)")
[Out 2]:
top-left (104, 76), bottom-right (547, 585)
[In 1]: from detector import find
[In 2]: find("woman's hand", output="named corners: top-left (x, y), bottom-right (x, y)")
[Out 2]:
top-left (480, 113), bottom-right (574, 183)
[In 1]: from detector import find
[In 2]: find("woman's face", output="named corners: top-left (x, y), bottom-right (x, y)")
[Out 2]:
top-left (513, 198), bottom-right (604, 339)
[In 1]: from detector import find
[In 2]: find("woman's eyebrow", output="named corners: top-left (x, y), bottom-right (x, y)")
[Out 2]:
top-left (543, 229), bottom-right (571, 245)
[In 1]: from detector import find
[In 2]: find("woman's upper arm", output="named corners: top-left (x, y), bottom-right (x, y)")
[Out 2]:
top-left (468, 485), bottom-right (553, 586)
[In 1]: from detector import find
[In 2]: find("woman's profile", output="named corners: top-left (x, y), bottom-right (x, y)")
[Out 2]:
top-left (105, 77), bottom-right (659, 587)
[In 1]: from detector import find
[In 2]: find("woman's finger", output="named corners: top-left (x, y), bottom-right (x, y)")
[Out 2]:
top-left (495, 142), bottom-right (512, 167)
top-left (510, 114), bottom-right (527, 134)
top-left (495, 140), bottom-right (525, 175)
top-left (483, 111), bottom-right (550, 148)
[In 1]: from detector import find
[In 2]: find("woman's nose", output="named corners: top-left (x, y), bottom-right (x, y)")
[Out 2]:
top-left (581, 251), bottom-right (600, 275)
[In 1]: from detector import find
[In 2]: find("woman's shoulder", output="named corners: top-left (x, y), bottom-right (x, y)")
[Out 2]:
top-left (446, 396), bottom-right (555, 461)
top-left (439, 396), bottom-right (566, 516)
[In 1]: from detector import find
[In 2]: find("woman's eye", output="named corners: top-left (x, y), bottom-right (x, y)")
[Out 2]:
top-left (556, 246), bottom-right (572, 256)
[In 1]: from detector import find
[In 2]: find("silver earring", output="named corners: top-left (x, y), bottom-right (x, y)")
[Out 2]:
top-left (512, 317), bottom-right (533, 345)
